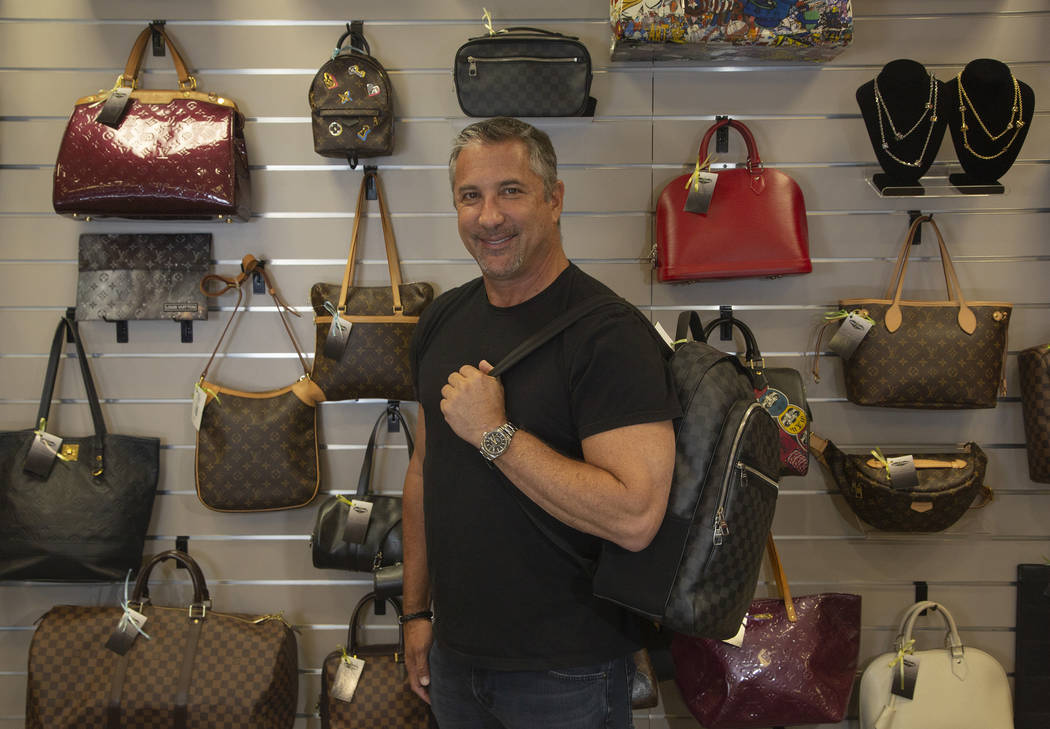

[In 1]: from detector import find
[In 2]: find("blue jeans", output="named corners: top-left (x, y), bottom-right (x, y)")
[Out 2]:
top-left (428, 641), bottom-right (635, 729)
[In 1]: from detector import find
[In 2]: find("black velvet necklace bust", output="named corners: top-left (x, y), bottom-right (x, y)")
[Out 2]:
top-left (857, 59), bottom-right (948, 192)
top-left (946, 58), bottom-right (1034, 188)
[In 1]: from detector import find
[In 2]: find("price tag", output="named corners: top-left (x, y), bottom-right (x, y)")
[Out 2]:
top-left (721, 615), bottom-right (747, 648)
top-left (684, 171), bottom-right (719, 214)
top-left (652, 321), bottom-right (675, 350)
top-left (191, 383), bottom-right (209, 431)
top-left (323, 301), bottom-right (353, 359)
top-left (104, 608), bottom-right (149, 656)
top-left (890, 656), bottom-right (919, 700)
top-left (342, 498), bottom-right (373, 544)
top-left (828, 312), bottom-right (873, 360)
top-left (887, 455), bottom-right (920, 490)
top-left (23, 430), bottom-right (63, 478)
top-left (95, 87), bottom-right (133, 128)
top-left (331, 655), bottom-right (366, 703)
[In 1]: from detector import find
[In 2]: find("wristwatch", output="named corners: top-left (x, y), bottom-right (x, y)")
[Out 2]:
top-left (479, 422), bottom-right (517, 462)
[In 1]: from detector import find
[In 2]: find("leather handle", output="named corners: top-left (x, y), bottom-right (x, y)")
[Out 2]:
top-left (122, 23), bottom-right (193, 88)
top-left (500, 26), bottom-right (580, 39)
top-left (347, 592), bottom-right (404, 656)
top-left (883, 216), bottom-right (976, 334)
top-left (130, 550), bottom-right (210, 606)
top-left (766, 533), bottom-right (797, 622)
top-left (697, 118), bottom-right (762, 169)
top-left (335, 20), bottom-right (370, 56)
top-left (337, 171), bottom-right (407, 315)
top-left (897, 600), bottom-right (964, 655)
top-left (36, 316), bottom-right (108, 473)
top-left (702, 316), bottom-right (763, 365)
top-left (355, 402), bottom-right (414, 499)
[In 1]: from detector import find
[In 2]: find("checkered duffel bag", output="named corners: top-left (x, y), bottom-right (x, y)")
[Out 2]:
top-left (26, 550), bottom-right (298, 729)
top-left (1019, 343), bottom-right (1050, 483)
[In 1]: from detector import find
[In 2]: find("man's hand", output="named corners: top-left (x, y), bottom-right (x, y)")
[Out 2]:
top-left (404, 619), bottom-right (434, 704)
top-left (439, 360), bottom-right (506, 447)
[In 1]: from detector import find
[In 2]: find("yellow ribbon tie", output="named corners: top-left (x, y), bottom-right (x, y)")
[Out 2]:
top-left (482, 8), bottom-right (504, 35)
top-left (871, 448), bottom-right (891, 480)
top-left (823, 309), bottom-right (849, 322)
top-left (685, 154), bottom-right (713, 192)
top-left (196, 381), bottom-right (221, 406)
top-left (337, 495), bottom-right (355, 507)
top-left (888, 638), bottom-right (916, 689)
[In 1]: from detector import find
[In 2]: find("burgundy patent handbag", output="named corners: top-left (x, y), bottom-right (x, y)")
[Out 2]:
top-left (655, 118), bottom-right (810, 281)
top-left (671, 535), bottom-right (861, 729)
top-left (53, 23), bottom-right (250, 221)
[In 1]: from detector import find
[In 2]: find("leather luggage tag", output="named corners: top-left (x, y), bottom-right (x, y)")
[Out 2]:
top-left (341, 497), bottom-right (373, 544)
top-left (191, 382), bottom-right (209, 432)
top-left (104, 607), bottom-right (149, 656)
top-left (890, 655), bottom-right (919, 700)
top-left (95, 87), bottom-right (133, 129)
top-left (23, 430), bottom-right (63, 478)
top-left (887, 456), bottom-right (920, 490)
top-left (828, 312), bottom-right (873, 360)
top-left (332, 654), bottom-right (366, 703)
top-left (684, 171), bottom-right (719, 214)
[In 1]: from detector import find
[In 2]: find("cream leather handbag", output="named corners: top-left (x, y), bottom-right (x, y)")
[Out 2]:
top-left (859, 601), bottom-right (1013, 729)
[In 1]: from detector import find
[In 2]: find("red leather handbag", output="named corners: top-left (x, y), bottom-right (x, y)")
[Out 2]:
top-left (655, 118), bottom-right (810, 282)
top-left (52, 23), bottom-right (250, 221)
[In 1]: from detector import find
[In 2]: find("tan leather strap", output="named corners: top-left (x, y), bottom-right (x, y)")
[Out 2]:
top-left (337, 170), bottom-right (406, 314)
top-left (199, 255), bottom-right (308, 381)
top-left (766, 533), bottom-right (797, 622)
top-left (883, 215), bottom-right (976, 334)
top-left (122, 23), bottom-right (194, 89)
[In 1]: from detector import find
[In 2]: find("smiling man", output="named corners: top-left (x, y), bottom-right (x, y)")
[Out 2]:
top-left (400, 117), bottom-right (679, 729)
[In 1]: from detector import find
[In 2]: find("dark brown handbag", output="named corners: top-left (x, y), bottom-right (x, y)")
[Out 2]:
top-left (319, 593), bottom-right (433, 729)
top-left (26, 550), bottom-right (298, 729)
top-left (672, 535), bottom-right (861, 729)
top-left (195, 256), bottom-right (325, 511)
top-left (1018, 343), bottom-right (1050, 483)
top-left (52, 23), bottom-right (250, 221)
top-left (311, 171), bottom-right (434, 402)
top-left (810, 433), bottom-right (992, 532)
top-left (839, 215), bottom-right (1011, 408)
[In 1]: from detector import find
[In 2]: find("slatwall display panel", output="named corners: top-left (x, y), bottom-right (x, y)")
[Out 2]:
top-left (2, 1), bottom-right (1048, 727)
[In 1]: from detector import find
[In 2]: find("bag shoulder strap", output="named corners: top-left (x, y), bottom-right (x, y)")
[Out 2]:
top-left (337, 170), bottom-right (405, 316)
top-left (198, 255), bottom-right (309, 381)
top-left (37, 315), bottom-right (108, 474)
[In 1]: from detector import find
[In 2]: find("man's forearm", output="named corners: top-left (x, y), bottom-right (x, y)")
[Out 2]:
top-left (402, 408), bottom-right (431, 613)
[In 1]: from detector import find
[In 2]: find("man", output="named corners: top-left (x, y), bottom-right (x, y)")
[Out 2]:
top-left (401, 117), bottom-right (679, 729)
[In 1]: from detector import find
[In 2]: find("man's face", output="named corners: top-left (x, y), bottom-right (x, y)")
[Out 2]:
top-left (452, 140), bottom-right (563, 282)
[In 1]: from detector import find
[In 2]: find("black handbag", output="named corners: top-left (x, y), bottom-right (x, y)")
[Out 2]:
top-left (454, 26), bottom-right (596, 117)
top-left (0, 315), bottom-right (159, 580)
top-left (309, 21), bottom-right (393, 167)
top-left (312, 402), bottom-right (413, 572)
top-left (76, 233), bottom-right (211, 323)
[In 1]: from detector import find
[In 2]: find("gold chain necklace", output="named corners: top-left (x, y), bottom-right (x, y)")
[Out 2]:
top-left (873, 73), bottom-right (938, 167)
top-left (957, 71), bottom-right (1025, 160)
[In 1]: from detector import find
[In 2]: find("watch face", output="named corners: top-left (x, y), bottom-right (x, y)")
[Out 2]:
top-left (483, 429), bottom-right (510, 455)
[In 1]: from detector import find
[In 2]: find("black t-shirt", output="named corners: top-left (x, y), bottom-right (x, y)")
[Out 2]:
top-left (411, 264), bottom-right (681, 670)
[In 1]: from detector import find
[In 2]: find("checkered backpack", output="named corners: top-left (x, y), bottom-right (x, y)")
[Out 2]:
top-left (308, 21), bottom-right (393, 167)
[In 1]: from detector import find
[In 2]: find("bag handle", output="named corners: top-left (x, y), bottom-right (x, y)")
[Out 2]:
top-left (765, 533), bottom-right (797, 622)
top-left (883, 215), bottom-right (977, 335)
top-left (129, 550), bottom-right (210, 609)
top-left (337, 171), bottom-right (407, 317)
top-left (896, 601), bottom-right (965, 659)
top-left (499, 26), bottom-right (580, 39)
top-left (198, 255), bottom-right (310, 381)
top-left (702, 317), bottom-right (763, 369)
top-left (355, 402), bottom-right (415, 499)
top-left (674, 311), bottom-right (704, 346)
top-left (121, 23), bottom-right (195, 90)
top-left (697, 118), bottom-right (762, 172)
top-left (334, 20), bottom-right (371, 57)
top-left (347, 592), bottom-right (404, 657)
top-left (36, 315), bottom-right (108, 476)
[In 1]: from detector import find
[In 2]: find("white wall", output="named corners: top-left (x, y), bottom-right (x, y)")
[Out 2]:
top-left (1, 1), bottom-right (1047, 726)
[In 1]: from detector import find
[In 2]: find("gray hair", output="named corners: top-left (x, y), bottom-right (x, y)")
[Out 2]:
top-left (449, 117), bottom-right (559, 200)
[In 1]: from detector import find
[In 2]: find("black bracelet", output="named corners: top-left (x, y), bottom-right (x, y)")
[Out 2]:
top-left (399, 610), bottom-right (433, 625)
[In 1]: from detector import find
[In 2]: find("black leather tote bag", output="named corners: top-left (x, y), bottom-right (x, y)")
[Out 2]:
top-left (0, 316), bottom-right (159, 580)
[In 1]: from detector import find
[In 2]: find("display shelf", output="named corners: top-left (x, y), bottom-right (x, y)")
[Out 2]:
top-left (865, 164), bottom-right (1006, 198)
